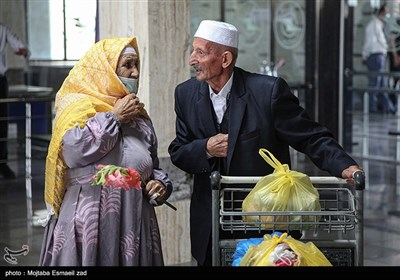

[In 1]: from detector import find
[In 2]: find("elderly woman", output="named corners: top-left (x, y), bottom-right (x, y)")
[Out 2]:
top-left (39, 37), bottom-right (172, 266)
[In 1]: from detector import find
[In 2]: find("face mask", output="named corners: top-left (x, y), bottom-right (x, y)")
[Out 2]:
top-left (119, 76), bottom-right (138, 94)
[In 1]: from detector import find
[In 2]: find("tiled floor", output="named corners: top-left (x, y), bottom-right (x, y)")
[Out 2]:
top-left (1, 112), bottom-right (400, 267)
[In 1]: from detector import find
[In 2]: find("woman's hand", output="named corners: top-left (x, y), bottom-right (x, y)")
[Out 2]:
top-left (111, 94), bottom-right (141, 123)
top-left (144, 180), bottom-right (167, 206)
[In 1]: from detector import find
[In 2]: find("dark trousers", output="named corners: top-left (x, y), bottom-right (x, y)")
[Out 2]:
top-left (0, 75), bottom-right (9, 164)
top-left (366, 53), bottom-right (395, 113)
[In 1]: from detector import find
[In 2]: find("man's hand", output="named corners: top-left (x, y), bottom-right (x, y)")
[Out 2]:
top-left (341, 165), bottom-right (364, 185)
top-left (361, 58), bottom-right (367, 65)
top-left (206, 133), bottom-right (228, 158)
top-left (15, 48), bottom-right (28, 57)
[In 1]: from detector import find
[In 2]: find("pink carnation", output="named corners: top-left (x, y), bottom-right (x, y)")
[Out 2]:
top-left (92, 164), bottom-right (142, 191)
top-left (125, 167), bottom-right (142, 190)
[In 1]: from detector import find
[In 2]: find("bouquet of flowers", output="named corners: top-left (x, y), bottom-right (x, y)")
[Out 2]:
top-left (92, 164), bottom-right (142, 190)
top-left (92, 164), bottom-right (177, 211)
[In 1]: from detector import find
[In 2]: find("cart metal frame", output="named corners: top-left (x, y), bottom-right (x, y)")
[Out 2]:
top-left (210, 171), bottom-right (365, 266)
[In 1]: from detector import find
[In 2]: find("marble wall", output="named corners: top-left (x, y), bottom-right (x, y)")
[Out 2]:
top-left (155, 198), bottom-right (192, 265)
top-left (157, 158), bottom-right (193, 265)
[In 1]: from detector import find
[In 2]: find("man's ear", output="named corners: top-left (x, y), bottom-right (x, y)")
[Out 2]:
top-left (222, 51), bottom-right (233, 68)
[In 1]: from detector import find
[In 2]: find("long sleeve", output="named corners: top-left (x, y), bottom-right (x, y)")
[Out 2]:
top-left (62, 112), bottom-right (120, 168)
top-left (272, 78), bottom-right (357, 177)
top-left (168, 85), bottom-right (212, 175)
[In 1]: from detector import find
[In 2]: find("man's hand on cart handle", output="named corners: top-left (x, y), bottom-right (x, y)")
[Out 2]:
top-left (341, 165), bottom-right (364, 186)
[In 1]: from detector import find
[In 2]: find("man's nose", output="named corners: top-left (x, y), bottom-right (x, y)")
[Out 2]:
top-left (189, 54), bottom-right (196, 66)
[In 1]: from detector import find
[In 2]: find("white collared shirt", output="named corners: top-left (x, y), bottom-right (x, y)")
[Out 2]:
top-left (0, 23), bottom-right (26, 75)
top-left (209, 73), bottom-right (233, 123)
top-left (362, 16), bottom-right (388, 60)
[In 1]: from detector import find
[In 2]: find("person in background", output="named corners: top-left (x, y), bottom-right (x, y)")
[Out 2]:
top-left (0, 23), bottom-right (29, 179)
top-left (388, 17), bottom-right (400, 107)
top-left (362, 3), bottom-right (395, 114)
top-left (39, 37), bottom-right (172, 266)
top-left (168, 20), bottom-right (363, 266)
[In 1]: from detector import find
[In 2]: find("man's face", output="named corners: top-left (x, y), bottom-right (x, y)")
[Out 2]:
top-left (189, 38), bottom-right (223, 83)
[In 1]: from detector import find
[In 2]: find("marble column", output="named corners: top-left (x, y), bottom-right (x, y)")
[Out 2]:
top-left (98, 0), bottom-right (193, 265)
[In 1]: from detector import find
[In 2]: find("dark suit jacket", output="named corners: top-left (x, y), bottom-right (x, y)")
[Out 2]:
top-left (168, 67), bottom-right (357, 265)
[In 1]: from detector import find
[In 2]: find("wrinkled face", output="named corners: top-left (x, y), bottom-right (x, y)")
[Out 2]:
top-left (189, 37), bottom-right (224, 83)
top-left (116, 53), bottom-right (139, 79)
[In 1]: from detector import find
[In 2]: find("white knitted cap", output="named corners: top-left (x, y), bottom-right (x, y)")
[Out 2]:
top-left (194, 20), bottom-right (238, 48)
top-left (122, 46), bottom-right (136, 55)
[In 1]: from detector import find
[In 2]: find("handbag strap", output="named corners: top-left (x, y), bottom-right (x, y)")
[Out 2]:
top-left (258, 148), bottom-right (284, 171)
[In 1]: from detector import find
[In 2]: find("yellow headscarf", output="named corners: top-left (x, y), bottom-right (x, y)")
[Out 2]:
top-left (45, 37), bottom-right (141, 218)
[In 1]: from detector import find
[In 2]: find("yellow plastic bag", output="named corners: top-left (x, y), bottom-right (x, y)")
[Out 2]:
top-left (240, 233), bottom-right (332, 266)
top-left (242, 148), bottom-right (321, 229)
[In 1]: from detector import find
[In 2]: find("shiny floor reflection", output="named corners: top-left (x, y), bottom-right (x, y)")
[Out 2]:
top-left (1, 112), bottom-right (400, 267)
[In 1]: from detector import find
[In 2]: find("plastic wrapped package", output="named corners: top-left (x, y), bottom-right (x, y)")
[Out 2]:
top-left (242, 149), bottom-right (321, 229)
top-left (239, 233), bottom-right (332, 266)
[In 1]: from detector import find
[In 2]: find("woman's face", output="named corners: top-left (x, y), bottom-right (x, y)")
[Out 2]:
top-left (116, 53), bottom-right (139, 78)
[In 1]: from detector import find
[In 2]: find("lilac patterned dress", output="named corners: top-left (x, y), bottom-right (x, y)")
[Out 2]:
top-left (39, 112), bottom-right (172, 266)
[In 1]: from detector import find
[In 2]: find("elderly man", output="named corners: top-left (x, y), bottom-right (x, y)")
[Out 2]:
top-left (168, 20), bottom-right (363, 266)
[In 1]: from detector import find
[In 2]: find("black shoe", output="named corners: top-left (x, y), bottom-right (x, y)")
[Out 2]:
top-left (0, 164), bottom-right (16, 179)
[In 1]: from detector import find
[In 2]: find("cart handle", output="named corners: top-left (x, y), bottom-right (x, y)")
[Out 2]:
top-left (210, 171), bottom-right (221, 190)
top-left (353, 170), bottom-right (365, 191)
top-left (210, 170), bottom-right (365, 190)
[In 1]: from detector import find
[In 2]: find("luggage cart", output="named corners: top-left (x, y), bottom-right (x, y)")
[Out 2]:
top-left (210, 170), bottom-right (365, 266)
